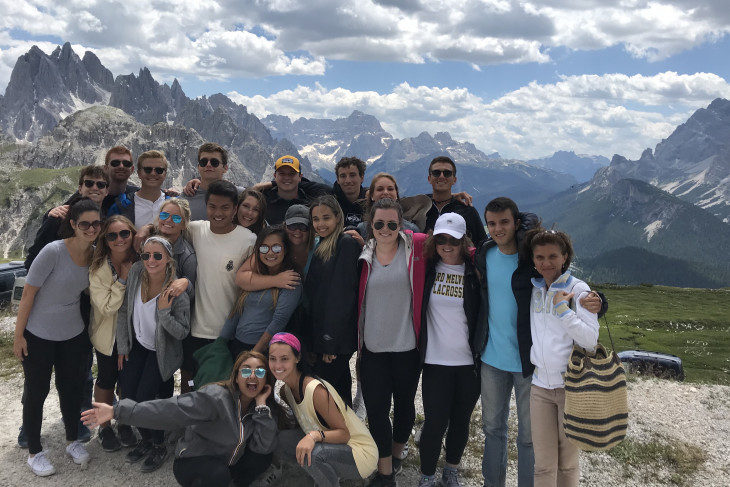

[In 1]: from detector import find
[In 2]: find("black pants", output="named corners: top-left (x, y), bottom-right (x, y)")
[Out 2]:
top-left (360, 347), bottom-right (421, 458)
top-left (118, 338), bottom-right (172, 445)
top-left (419, 363), bottom-right (481, 476)
top-left (172, 449), bottom-right (273, 487)
top-left (228, 339), bottom-right (255, 363)
top-left (22, 329), bottom-right (91, 454)
top-left (314, 352), bottom-right (354, 408)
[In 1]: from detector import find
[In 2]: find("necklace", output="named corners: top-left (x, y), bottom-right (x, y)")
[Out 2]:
top-left (432, 196), bottom-right (451, 205)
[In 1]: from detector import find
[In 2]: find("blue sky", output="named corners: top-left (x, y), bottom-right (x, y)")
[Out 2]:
top-left (1, 1), bottom-right (730, 161)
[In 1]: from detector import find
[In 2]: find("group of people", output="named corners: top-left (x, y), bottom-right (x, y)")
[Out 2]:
top-left (14, 142), bottom-right (603, 487)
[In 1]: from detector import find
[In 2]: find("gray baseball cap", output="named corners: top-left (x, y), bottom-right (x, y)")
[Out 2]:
top-left (285, 204), bottom-right (310, 227)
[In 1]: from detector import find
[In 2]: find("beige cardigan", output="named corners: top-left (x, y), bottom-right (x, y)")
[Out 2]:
top-left (89, 262), bottom-right (126, 356)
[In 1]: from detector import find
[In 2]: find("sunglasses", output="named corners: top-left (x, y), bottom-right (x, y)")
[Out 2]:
top-left (141, 252), bottom-right (164, 261)
top-left (199, 157), bottom-right (222, 168)
top-left (435, 234), bottom-right (462, 246)
top-left (141, 166), bottom-right (166, 175)
top-left (240, 367), bottom-right (266, 379)
top-left (77, 220), bottom-right (102, 231)
top-left (82, 180), bottom-right (108, 189)
top-left (430, 169), bottom-right (454, 178)
top-left (286, 223), bottom-right (308, 232)
top-left (373, 220), bottom-right (398, 231)
top-left (106, 229), bottom-right (132, 241)
top-left (159, 211), bottom-right (183, 224)
top-left (109, 159), bottom-right (133, 168)
top-left (259, 244), bottom-right (283, 254)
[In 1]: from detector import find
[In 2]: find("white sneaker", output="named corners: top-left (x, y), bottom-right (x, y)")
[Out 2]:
top-left (66, 440), bottom-right (90, 466)
top-left (27, 451), bottom-right (56, 477)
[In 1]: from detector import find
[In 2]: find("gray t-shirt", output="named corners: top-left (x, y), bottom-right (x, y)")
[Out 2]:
top-left (363, 243), bottom-right (416, 353)
top-left (25, 240), bottom-right (89, 341)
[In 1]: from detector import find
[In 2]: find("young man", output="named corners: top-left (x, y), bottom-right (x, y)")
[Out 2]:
top-left (424, 156), bottom-right (487, 246)
top-left (181, 180), bottom-right (256, 392)
top-left (103, 146), bottom-right (138, 213)
top-left (262, 155), bottom-right (330, 225)
top-left (182, 142), bottom-right (244, 221)
top-left (474, 197), bottom-right (602, 487)
top-left (107, 150), bottom-right (169, 227)
top-left (332, 156), bottom-right (367, 227)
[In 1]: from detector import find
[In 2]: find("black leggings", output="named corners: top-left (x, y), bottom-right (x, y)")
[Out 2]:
top-left (313, 352), bottom-right (354, 408)
top-left (360, 347), bottom-right (421, 458)
top-left (172, 449), bottom-right (273, 487)
top-left (22, 329), bottom-right (91, 454)
top-left (419, 363), bottom-right (481, 476)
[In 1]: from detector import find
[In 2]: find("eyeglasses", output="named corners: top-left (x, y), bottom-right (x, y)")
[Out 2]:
top-left (141, 166), bottom-right (166, 175)
top-left (106, 230), bottom-right (132, 241)
top-left (77, 220), bottom-right (102, 231)
top-left (240, 367), bottom-right (266, 379)
top-left (159, 212), bottom-right (183, 224)
top-left (286, 223), bottom-right (308, 232)
top-left (373, 220), bottom-right (398, 231)
top-left (199, 158), bottom-right (222, 168)
top-left (430, 169), bottom-right (454, 178)
top-left (435, 234), bottom-right (462, 246)
top-left (82, 180), bottom-right (108, 189)
top-left (259, 244), bottom-right (283, 254)
top-left (141, 252), bottom-right (164, 261)
top-left (109, 159), bottom-right (133, 168)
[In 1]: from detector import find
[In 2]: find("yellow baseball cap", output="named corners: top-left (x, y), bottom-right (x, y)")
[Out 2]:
top-left (275, 155), bottom-right (300, 173)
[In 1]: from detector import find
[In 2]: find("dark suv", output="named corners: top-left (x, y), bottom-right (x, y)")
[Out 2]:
top-left (0, 261), bottom-right (27, 306)
top-left (617, 350), bottom-right (685, 381)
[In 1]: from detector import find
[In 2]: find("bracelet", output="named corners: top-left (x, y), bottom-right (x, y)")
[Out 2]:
top-left (319, 430), bottom-right (326, 442)
top-left (255, 404), bottom-right (271, 416)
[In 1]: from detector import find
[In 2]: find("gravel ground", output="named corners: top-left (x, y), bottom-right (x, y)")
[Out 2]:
top-left (1, 315), bottom-right (728, 486)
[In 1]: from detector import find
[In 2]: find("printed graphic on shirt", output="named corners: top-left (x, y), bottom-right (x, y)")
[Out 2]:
top-left (432, 271), bottom-right (464, 298)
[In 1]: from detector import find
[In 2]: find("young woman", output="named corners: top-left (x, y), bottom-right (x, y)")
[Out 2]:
top-left (355, 173), bottom-right (419, 242)
top-left (304, 195), bottom-right (361, 407)
top-left (269, 333), bottom-right (377, 487)
top-left (82, 351), bottom-right (279, 487)
top-left (153, 198), bottom-right (197, 303)
top-left (221, 226), bottom-right (302, 359)
top-left (13, 199), bottom-right (100, 476)
top-left (357, 197), bottom-right (427, 487)
top-left (89, 215), bottom-right (138, 452)
top-left (237, 189), bottom-right (267, 234)
top-left (417, 213), bottom-right (481, 487)
top-left (522, 229), bottom-right (599, 487)
top-left (116, 236), bottom-right (190, 473)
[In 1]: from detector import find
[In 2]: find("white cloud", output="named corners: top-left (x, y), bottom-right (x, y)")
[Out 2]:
top-left (229, 72), bottom-right (730, 160)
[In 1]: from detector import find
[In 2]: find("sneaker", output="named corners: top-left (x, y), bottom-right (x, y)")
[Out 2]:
top-left (140, 444), bottom-right (168, 473)
top-left (418, 475), bottom-right (437, 487)
top-left (18, 425), bottom-right (28, 449)
top-left (391, 456), bottom-right (403, 475)
top-left (66, 440), bottom-right (91, 465)
top-left (126, 440), bottom-right (152, 464)
top-left (27, 451), bottom-right (56, 477)
top-left (98, 426), bottom-right (122, 452)
top-left (252, 462), bottom-right (282, 487)
top-left (398, 442), bottom-right (409, 460)
top-left (118, 424), bottom-right (138, 447)
top-left (441, 466), bottom-right (462, 487)
top-left (367, 472), bottom-right (397, 487)
top-left (77, 420), bottom-right (92, 443)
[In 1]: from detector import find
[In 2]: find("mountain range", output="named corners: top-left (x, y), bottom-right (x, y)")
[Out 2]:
top-left (1, 42), bottom-right (729, 288)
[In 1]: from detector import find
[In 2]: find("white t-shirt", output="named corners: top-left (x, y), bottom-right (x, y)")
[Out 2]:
top-left (133, 286), bottom-right (158, 351)
top-left (134, 192), bottom-right (166, 227)
top-left (188, 221), bottom-right (256, 339)
top-left (425, 261), bottom-right (473, 366)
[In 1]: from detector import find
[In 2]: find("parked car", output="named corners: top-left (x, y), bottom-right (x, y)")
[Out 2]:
top-left (0, 261), bottom-right (27, 307)
top-left (617, 350), bottom-right (685, 381)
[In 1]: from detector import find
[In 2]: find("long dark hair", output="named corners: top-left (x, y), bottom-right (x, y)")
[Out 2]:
top-left (58, 198), bottom-right (101, 238)
top-left (366, 197), bottom-right (403, 240)
top-left (237, 189), bottom-right (267, 234)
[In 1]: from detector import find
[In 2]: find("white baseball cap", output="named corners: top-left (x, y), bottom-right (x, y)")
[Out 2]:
top-left (434, 212), bottom-right (466, 239)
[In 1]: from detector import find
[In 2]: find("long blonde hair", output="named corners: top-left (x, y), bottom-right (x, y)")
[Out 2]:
top-left (310, 195), bottom-right (344, 262)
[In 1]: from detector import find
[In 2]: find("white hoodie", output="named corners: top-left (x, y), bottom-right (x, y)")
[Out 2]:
top-left (529, 271), bottom-right (599, 389)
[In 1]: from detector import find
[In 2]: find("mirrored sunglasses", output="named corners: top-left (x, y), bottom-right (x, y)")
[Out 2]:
top-left (141, 252), bottom-right (164, 261)
top-left (259, 244), bottom-right (283, 254)
top-left (106, 229), bottom-right (132, 241)
top-left (159, 212), bottom-right (183, 224)
top-left (77, 220), bottom-right (102, 231)
top-left (199, 157), bottom-right (222, 168)
top-left (83, 180), bottom-right (108, 189)
top-left (109, 159), bottom-right (133, 168)
top-left (373, 220), bottom-right (398, 231)
top-left (240, 367), bottom-right (266, 379)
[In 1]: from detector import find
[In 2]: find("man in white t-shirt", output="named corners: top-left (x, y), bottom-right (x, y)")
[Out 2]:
top-left (180, 179), bottom-right (256, 392)
top-left (107, 150), bottom-right (168, 227)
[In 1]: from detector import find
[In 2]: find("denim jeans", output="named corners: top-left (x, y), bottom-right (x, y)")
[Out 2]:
top-left (481, 362), bottom-right (534, 487)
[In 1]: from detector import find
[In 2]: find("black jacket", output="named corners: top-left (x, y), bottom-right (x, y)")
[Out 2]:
top-left (262, 177), bottom-right (331, 225)
top-left (425, 196), bottom-right (487, 247)
top-left (473, 212), bottom-right (539, 378)
top-left (332, 182), bottom-right (366, 228)
top-left (419, 254), bottom-right (481, 372)
top-left (303, 233), bottom-right (361, 355)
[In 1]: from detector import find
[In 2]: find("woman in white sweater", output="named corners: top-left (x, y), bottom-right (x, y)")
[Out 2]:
top-left (522, 229), bottom-right (599, 487)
